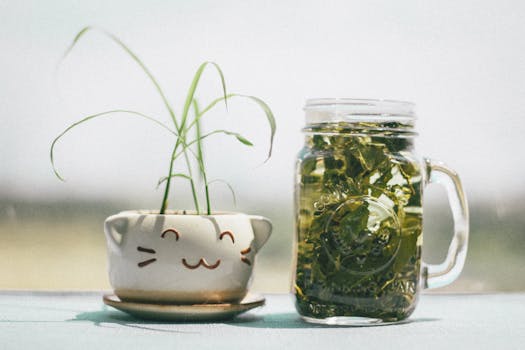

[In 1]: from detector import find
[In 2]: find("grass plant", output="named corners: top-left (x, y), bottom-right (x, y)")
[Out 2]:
top-left (50, 27), bottom-right (275, 215)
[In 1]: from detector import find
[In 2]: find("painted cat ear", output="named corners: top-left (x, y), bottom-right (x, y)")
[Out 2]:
top-left (220, 231), bottom-right (235, 243)
top-left (161, 229), bottom-right (180, 241)
top-left (249, 216), bottom-right (272, 251)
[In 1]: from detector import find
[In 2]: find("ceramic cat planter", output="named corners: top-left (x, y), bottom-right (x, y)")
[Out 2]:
top-left (103, 210), bottom-right (272, 304)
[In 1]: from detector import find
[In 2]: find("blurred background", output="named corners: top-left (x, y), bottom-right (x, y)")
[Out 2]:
top-left (1, 0), bottom-right (524, 292)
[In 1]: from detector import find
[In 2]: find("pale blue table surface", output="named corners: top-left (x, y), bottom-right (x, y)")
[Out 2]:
top-left (0, 292), bottom-right (524, 349)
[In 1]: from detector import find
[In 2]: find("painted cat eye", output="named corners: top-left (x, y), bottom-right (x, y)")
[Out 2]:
top-left (161, 228), bottom-right (180, 241)
top-left (219, 231), bottom-right (235, 243)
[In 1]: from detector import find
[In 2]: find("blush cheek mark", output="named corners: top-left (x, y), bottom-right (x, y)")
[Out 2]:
top-left (138, 258), bottom-right (157, 267)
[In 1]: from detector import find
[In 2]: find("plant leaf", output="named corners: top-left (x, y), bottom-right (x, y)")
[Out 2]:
top-left (59, 26), bottom-right (179, 128)
top-left (171, 129), bottom-right (253, 162)
top-left (156, 173), bottom-right (193, 189)
top-left (50, 109), bottom-right (176, 181)
top-left (194, 93), bottom-right (275, 160)
top-left (179, 129), bottom-right (253, 155)
top-left (242, 95), bottom-right (276, 160)
top-left (171, 62), bottom-right (229, 214)
top-left (208, 179), bottom-right (237, 206)
top-left (235, 134), bottom-right (254, 146)
top-left (60, 26), bottom-right (92, 62)
top-left (192, 99), bottom-right (205, 179)
top-left (198, 93), bottom-right (235, 116)
top-left (59, 27), bottom-right (201, 214)
top-left (181, 62), bottom-right (228, 131)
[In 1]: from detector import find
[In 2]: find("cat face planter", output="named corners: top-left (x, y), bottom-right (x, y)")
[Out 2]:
top-left (104, 211), bottom-right (272, 304)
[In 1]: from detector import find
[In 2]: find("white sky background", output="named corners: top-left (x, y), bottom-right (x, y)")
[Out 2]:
top-left (1, 0), bottom-right (524, 209)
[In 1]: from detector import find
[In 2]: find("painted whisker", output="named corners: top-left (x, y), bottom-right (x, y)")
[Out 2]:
top-left (138, 258), bottom-right (157, 267)
top-left (137, 246), bottom-right (156, 254)
top-left (137, 246), bottom-right (157, 267)
top-left (240, 246), bottom-right (252, 265)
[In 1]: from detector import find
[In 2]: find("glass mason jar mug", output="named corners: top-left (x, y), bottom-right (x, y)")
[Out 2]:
top-left (294, 99), bottom-right (469, 325)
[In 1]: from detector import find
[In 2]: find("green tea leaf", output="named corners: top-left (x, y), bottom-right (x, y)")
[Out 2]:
top-left (295, 122), bottom-right (422, 320)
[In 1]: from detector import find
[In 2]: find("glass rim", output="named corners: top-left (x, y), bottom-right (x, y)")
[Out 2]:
top-left (305, 98), bottom-right (415, 108)
top-left (304, 98), bottom-right (416, 126)
top-left (304, 98), bottom-right (416, 118)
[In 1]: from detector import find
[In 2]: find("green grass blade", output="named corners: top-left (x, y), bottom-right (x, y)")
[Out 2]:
top-left (172, 60), bottom-right (228, 214)
top-left (182, 149), bottom-right (200, 214)
top-left (208, 179), bottom-right (237, 206)
top-left (171, 127), bottom-right (252, 213)
top-left (234, 134), bottom-right (253, 146)
top-left (159, 144), bottom-right (179, 214)
top-left (194, 98), bottom-right (218, 214)
top-left (59, 26), bottom-right (179, 129)
top-left (197, 93), bottom-right (234, 116)
top-left (242, 95), bottom-right (276, 160)
top-left (171, 130), bottom-right (253, 166)
top-left (191, 93), bottom-right (275, 160)
top-left (193, 99), bottom-right (212, 214)
top-left (60, 26), bottom-right (92, 62)
top-left (185, 134), bottom-right (212, 214)
top-left (192, 99), bottom-right (205, 179)
top-left (50, 109), bottom-right (176, 181)
top-left (156, 173), bottom-right (192, 188)
top-left (60, 27), bottom-right (193, 214)
top-left (180, 62), bottom-right (228, 130)
top-left (58, 29), bottom-right (275, 215)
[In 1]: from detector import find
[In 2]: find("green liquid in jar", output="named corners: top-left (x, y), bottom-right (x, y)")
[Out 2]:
top-left (294, 122), bottom-right (423, 321)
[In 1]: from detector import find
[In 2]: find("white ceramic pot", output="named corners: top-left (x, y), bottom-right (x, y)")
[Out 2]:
top-left (103, 210), bottom-right (272, 304)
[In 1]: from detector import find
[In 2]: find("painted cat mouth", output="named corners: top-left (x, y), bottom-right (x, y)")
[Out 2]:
top-left (182, 258), bottom-right (221, 270)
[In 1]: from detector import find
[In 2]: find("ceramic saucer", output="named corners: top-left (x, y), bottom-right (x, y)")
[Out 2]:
top-left (103, 293), bottom-right (265, 322)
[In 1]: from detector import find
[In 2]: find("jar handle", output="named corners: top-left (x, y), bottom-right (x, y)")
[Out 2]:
top-left (422, 158), bottom-right (469, 289)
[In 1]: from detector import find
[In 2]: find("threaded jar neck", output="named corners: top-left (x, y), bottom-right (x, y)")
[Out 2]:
top-left (303, 98), bottom-right (417, 138)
